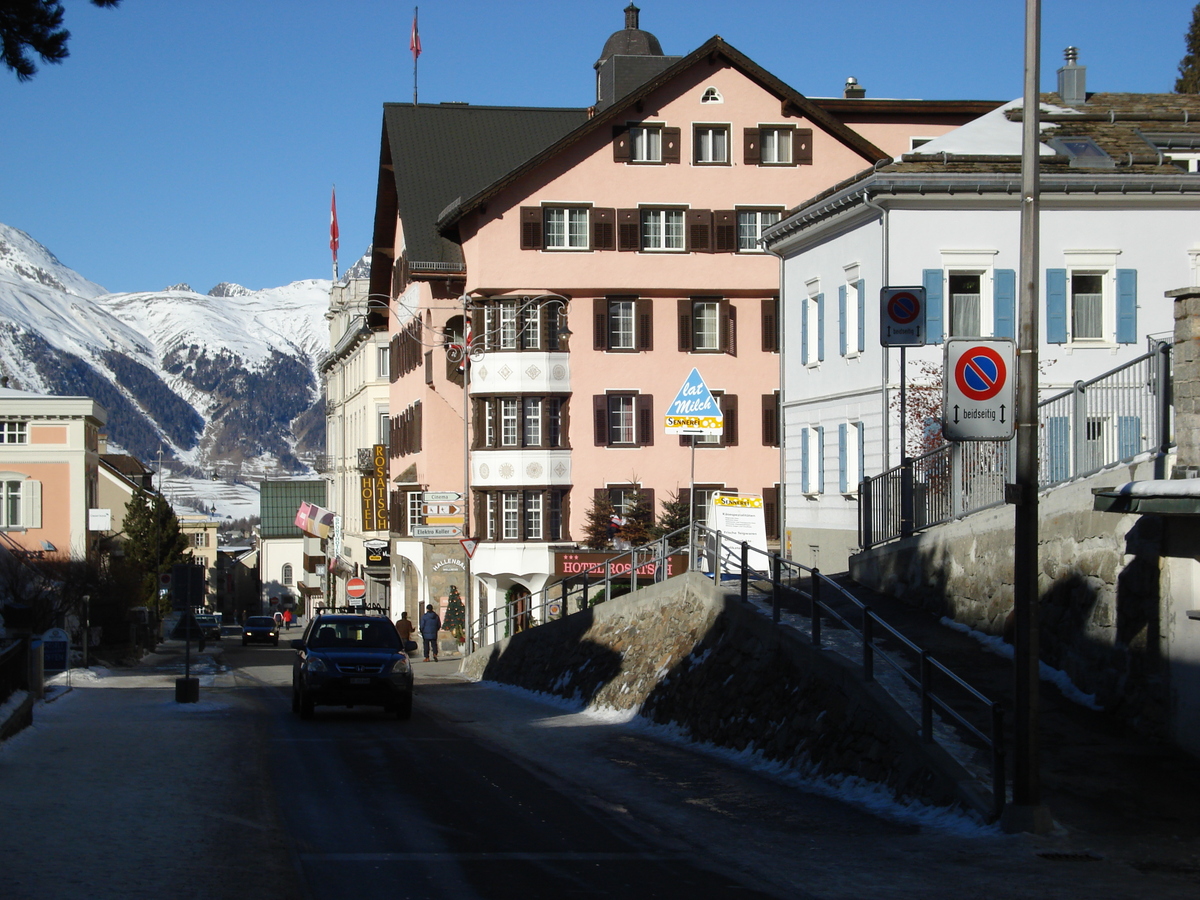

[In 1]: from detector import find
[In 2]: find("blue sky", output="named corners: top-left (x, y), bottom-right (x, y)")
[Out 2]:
top-left (0, 0), bottom-right (1195, 295)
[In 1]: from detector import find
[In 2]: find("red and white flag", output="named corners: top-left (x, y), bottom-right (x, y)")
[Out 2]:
top-left (329, 187), bottom-right (340, 262)
top-left (410, 10), bottom-right (421, 60)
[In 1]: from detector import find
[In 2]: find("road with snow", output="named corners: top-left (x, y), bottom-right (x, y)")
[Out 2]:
top-left (3, 642), bottom-right (1197, 899)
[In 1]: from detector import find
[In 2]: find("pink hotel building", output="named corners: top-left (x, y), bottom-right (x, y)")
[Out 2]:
top-left (366, 9), bottom-right (994, 623)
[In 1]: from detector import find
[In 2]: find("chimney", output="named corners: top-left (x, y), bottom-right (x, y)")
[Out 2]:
top-left (1057, 46), bottom-right (1086, 106)
top-left (843, 76), bottom-right (865, 99)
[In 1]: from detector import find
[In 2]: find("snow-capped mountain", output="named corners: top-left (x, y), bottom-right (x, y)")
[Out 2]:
top-left (0, 222), bottom-right (335, 476)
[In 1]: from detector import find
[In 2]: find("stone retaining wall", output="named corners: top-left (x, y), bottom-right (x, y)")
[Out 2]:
top-left (462, 572), bottom-right (991, 818)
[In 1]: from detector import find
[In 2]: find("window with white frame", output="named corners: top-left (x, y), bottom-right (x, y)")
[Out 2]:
top-left (839, 268), bottom-right (865, 357)
top-left (0, 475), bottom-right (38, 529)
top-left (377, 345), bottom-right (391, 379)
top-left (524, 491), bottom-right (543, 540)
top-left (500, 398), bottom-right (519, 447)
top-left (692, 300), bottom-right (721, 351)
top-left (802, 281), bottom-right (823, 365)
top-left (485, 493), bottom-right (496, 540)
top-left (691, 485), bottom-right (724, 527)
top-left (700, 86), bottom-right (723, 104)
top-left (736, 210), bottom-right (781, 252)
top-left (282, 563), bottom-right (293, 586)
top-left (1, 422), bottom-right (27, 444)
top-left (1071, 272), bottom-right (1105, 340)
top-left (641, 208), bottom-right (685, 251)
top-left (694, 125), bottom-right (729, 164)
top-left (760, 127), bottom-right (792, 164)
top-left (523, 397), bottom-right (542, 447)
top-left (378, 409), bottom-right (389, 445)
top-left (408, 491), bottom-right (424, 536)
top-left (608, 394), bottom-right (635, 445)
top-left (544, 207), bottom-right (589, 250)
top-left (501, 492), bottom-right (520, 540)
top-left (630, 125), bottom-right (662, 162)
top-left (948, 272), bottom-right (983, 337)
top-left (519, 303), bottom-right (542, 349)
top-left (608, 299), bottom-right (635, 350)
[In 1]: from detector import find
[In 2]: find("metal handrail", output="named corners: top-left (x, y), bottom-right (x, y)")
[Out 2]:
top-left (695, 524), bottom-right (1006, 820)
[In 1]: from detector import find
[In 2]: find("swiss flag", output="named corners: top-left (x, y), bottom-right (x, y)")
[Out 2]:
top-left (410, 12), bottom-right (421, 60)
top-left (329, 187), bottom-right (340, 261)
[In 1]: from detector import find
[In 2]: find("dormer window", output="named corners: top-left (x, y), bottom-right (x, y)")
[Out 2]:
top-left (701, 87), bottom-right (723, 104)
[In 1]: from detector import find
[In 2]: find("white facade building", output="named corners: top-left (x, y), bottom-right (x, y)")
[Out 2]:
top-left (765, 60), bottom-right (1200, 572)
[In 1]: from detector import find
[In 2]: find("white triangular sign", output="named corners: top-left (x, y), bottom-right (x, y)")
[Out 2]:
top-left (460, 537), bottom-right (478, 558)
top-left (664, 367), bottom-right (723, 435)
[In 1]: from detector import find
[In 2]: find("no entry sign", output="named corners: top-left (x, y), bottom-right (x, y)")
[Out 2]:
top-left (943, 339), bottom-right (1016, 441)
top-left (880, 286), bottom-right (926, 347)
top-left (345, 577), bottom-right (367, 600)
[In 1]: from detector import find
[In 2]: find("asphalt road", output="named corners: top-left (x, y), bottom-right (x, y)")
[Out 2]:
top-left (6, 638), bottom-right (1198, 899)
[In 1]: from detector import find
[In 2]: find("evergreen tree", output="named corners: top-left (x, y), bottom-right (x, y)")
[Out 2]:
top-left (444, 585), bottom-right (466, 643)
top-left (582, 493), bottom-right (616, 549)
top-left (655, 489), bottom-right (691, 538)
top-left (1, 1), bottom-right (121, 82)
top-left (618, 490), bottom-right (655, 547)
top-left (122, 489), bottom-right (190, 614)
top-left (1178, 3), bottom-right (1200, 93)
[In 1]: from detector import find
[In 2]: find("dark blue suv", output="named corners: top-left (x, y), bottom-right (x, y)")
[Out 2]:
top-left (291, 614), bottom-right (413, 720)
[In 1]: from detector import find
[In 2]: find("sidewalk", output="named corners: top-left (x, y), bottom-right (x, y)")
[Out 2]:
top-left (761, 573), bottom-right (1200, 866)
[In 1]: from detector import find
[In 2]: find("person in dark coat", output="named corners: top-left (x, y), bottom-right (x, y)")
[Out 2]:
top-left (419, 604), bottom-right (441, 662)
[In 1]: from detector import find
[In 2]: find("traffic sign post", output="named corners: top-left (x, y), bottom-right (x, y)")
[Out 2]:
top-left (880, 286), bottom-right (927, 347)
top-left (943, 339), bottom-right (1017, 441)
top-left (345, 577), bottom-right (367, 605)
top-left (664, 368), bottom-right (723, 436)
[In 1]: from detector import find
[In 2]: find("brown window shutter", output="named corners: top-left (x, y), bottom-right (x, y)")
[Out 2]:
top-left (520, 206), bottom-right (543, 250)
top-left (763, 486), bottom-right (779, 540)
top-left (662, 127), bottom-right (681, 163)
top-left (743, 127), bottom-right (761, 165)
top-left (678, 488), bottom-right (691, 515)
top-left (593, 298), bottom-right (609, 350)
top-left (635, 298), bottom-right (654, 351)
top-left (592, 208), bottom-right (616, 251)
top-left (762, 393), bottom-right (779, 447)
top-left (722, 394), bottom-right (738, 446)
top-left (642, 488), bottom-right (656, 520)
top-left (415, 400), bottom-right (423, 453)
top-left (713, 210), bottom-right (737, 253)
top-left (636, 394), bottom-right (654, 446)
top-left (560, 490), bottom-right (572, 542)
top-left (593, 395), bottom-right (608, 445)
top-left (795, 128), bottom-right (813, 165)
top-left (617, 208), bottom-right (640, 251)
top-left (721, 299), bottom-right (737, 356)
top-left (471, 307), bottom-right (486, 349)
top-left (612, 125), bottom-right (631, 162)
top-left (677, 298), bottom-right (693, 351)
top-left (761, 298), bottom-right (778, 352)
top-left (686, 209), bottom-right (713, 253)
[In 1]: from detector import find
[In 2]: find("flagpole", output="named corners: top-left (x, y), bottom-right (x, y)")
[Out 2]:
top-left (330, 185), bottom-right (340, 282)
top-left (412, 6), bottom-right (419, 106)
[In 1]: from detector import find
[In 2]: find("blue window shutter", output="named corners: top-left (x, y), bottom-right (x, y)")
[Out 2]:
top-left (923, 269), bottom-right (944, 344)
top-left (801, 298), bottom-right (809, 365)
top-left (857, 422), bottom-right (865, 486)
top-left (1118, 415), bottom-right (1142, 459)
top-left (816, 425), bottom-right (825, 493)
top-left (1116, 269), bottom-right (1137, 344)
top-left (1046, 269), bottom-right (1067, 344)
top-left (801, 429), bottom-right (811, 494)
top-left (1047, 416), bottom-right (1070, 482)
top-left (838, 285), bottom-right (847, 357)
top-left (817, 293), bottom-right (825, 361)
top-left (994, 269), bottom-right (1016, 339)
top-left (838, 423), bottom-right (848, 493)
top-left (857, 280), bottom-right (866, 353)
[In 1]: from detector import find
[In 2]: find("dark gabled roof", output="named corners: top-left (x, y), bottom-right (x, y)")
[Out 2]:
top-left (101, 453), bottom-right (153, 479)
top-left (381, 103), bottom-right (589, 271)
top-left (810, 98), bottom-right (1004, 117)
top-left (440, 36), bottom-right (892, 231)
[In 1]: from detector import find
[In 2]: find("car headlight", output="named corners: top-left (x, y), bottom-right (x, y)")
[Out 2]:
top-left (389, 656), bottom-right (411, 676)
top-left (305, 657), bottom-right (328, 673)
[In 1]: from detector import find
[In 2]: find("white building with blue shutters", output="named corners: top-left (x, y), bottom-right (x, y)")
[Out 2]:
top-left (764, 54), bottom-right (1200, 572)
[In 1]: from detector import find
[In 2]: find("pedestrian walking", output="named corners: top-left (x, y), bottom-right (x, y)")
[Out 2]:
top-left (419, 604), bottom-right (441, 662)
top-left (395, 611), bottom-right (417, 652)
top-left (283, 608), bottom-right (293, 630)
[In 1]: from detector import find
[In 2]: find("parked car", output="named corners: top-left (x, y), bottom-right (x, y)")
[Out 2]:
top-left (193, 614), bottom-right (222, 642)
top-left (291, 614), bottom-right (413, 720)
top-left (242, 616), bottom-right (279, 646)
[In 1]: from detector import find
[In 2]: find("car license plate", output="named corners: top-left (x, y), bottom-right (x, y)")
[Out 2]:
top-left (349, 677), bottom-right (370, 685)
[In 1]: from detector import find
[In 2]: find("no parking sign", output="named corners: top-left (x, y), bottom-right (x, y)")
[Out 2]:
top-left (880, 286), bottom-right (926, 347)
top-left (942, 339), bottom-right (1016, 441)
